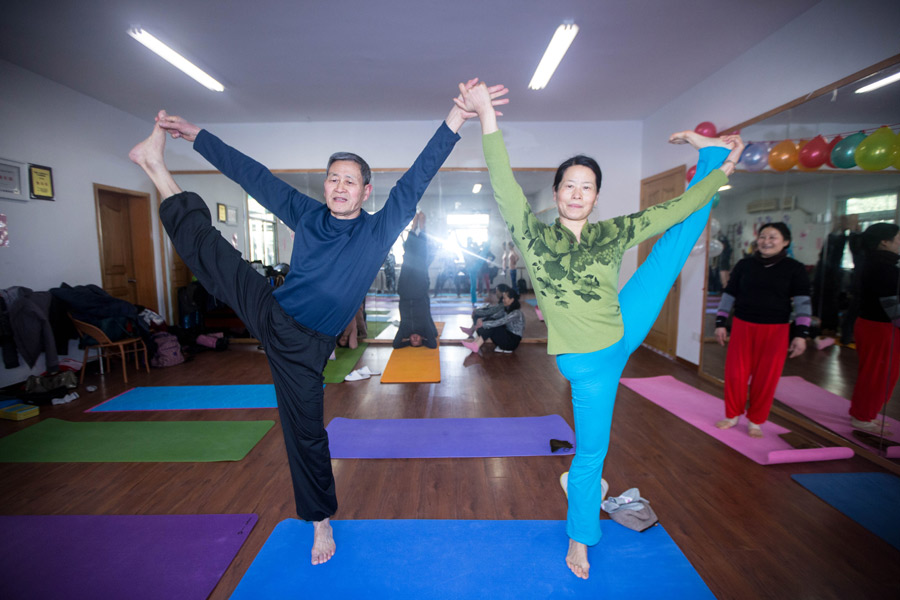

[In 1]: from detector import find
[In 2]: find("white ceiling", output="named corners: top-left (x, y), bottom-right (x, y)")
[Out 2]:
top-left (0, 0), bottom-right (821, 124)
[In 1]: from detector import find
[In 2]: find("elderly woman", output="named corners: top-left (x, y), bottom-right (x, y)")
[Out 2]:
top-left (457, 82), bottom-right (743, 579)
top-left (848, 223), bottom-right (900, 431)
top-left (461, 286), bottom-right (524, 354)
top-left (714, 223), bottom-right (811, 437)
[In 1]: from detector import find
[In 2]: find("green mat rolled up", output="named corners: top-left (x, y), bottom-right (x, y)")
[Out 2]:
top-left (0, 418), bottom-right (274, 462)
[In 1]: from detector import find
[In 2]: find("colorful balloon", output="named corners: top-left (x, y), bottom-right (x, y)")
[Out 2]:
top-left (741, 143), bottom-right (768, 172)
top-left (711, 193), bottom-right (720, 209)
top-left (798, 135), bottom-right (829, 169)
top-left (825, 135), bottom-right (843, 168)
top-left (709, 217), bottom-right (721, 237)
top-left (694, 121), bottom-right (717, 137)
top-left (686, 164), bottom-right (697, 182)
top-left (769, 139), bottom-right (799, 171)
top-left (795, 141), bottom-right (817, 172)
top-left (855, 126), bottom-right (899, 171)
top-left (831, 131), bottom-right (866, 169)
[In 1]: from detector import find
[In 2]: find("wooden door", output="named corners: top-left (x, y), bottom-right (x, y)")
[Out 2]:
top-left (638, 165), bottom-right (687, 356)
top-left (95, 186), bottom-right (158, 311)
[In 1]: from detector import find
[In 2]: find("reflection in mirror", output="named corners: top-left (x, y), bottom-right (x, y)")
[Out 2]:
top-left (701, 56), bottom-right (900, 457)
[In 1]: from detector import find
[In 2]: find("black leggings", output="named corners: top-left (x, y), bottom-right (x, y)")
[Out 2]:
top-left (477, 326), bottom-right (521, 351)
top-left (161, 192), bottom-right (337, 521)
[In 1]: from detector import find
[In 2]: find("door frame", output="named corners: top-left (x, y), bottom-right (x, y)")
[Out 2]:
top-left (93, 183), bottom-right (159, 312)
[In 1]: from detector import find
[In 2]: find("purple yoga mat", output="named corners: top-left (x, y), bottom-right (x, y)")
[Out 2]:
top-left (326, 415), bottom-right (575, 458)
top-left (775, 376), bottom-right (900, 458)
top-left (1, 514), bottom-right (257, 600)
top-left (621, 376), bottom-right (854, 465)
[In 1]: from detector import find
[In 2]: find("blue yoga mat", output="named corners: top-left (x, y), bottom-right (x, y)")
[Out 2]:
top-left (232, 519), bottom-right (714, 599)
top-left (326, 415), bottom-right (575, 458)
top-left (792, 472), bottom-right (900, 551)
top-left (88, 385), bottom-right (277, 411)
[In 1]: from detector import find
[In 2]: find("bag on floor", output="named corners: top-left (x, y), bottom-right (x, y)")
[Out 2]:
top-left (150, 332), bottom-right (185, 367)
top-left (601, 487), bottom-right (659, 532)
top-left (517, 278), bottom-right (527, 294)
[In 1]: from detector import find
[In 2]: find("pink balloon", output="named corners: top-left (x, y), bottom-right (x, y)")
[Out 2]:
top-left (686, 164), bottom-right (697, 182)
top-left (798, 135), bottom-right (829, 169)
top-left (694, 121), bottom-right (717, 138)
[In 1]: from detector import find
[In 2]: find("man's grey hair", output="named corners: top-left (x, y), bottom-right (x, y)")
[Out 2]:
top-left (327, 152), bottom-right (372, 186)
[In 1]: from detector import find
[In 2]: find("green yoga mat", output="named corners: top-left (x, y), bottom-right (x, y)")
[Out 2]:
top-left (323, 344), bottom-right (367, 384)
top-left (0, 418), bottom-right (274, 462)
top-left (365, 321), bottom-right (389, 338)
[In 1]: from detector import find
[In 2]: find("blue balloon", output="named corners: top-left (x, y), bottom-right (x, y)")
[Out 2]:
top-left (741, 143), bottom-right (768, 172)
top-left (831, 131), bottom-right (866, 169)
top-left (711, 193), bottom-right (720, 208)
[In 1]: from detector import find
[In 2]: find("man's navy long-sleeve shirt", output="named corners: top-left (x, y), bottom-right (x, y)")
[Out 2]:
top-left (192, 124), bottom-right (459, 336)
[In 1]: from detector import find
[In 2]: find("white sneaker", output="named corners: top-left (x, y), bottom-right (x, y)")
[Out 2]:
top-left (493, 347), bottom-right (512, 353)
top-left (358, 366), bottom-right (381, 377)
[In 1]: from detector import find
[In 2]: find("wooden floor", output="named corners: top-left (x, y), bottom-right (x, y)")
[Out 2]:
top-left (1, 308), bottom-right (898, 599)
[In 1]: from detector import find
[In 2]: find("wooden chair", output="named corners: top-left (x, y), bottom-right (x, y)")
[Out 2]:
top-left (69, 315), bottom-right (149, 385)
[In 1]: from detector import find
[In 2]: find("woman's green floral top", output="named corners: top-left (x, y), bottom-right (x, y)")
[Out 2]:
top-left (483, 130), bottom-right (727, 355)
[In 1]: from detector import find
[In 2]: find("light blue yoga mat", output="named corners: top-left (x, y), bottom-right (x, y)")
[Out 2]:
top-left (231, 519), bottom-right (714, 599)
top-left (792, 472), bottom-right (900, 551)
top-left (87, 385), bottom-right (277, 412)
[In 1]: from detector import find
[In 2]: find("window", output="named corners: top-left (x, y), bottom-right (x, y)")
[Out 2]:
top-left (446, 212), bottom-right (491, 261)
top-left (247, 196), bottom-right (278, 266)
top-left (839, 191), bottom-right (897, 269)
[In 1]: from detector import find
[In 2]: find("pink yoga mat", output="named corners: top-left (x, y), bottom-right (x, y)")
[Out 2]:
top-left (620, 376), bottom-right (854, 465)
top-left (775, 376), bottom-right (900, 458)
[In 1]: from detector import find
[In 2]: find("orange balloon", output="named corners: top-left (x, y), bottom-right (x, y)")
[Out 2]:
top-left (769, 139), bottom-right (799, 171)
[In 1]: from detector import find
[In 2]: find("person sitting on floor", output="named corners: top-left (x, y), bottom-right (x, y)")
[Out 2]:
top-left (461, 287), bottom-right (524, 354)
top-left (460, 283), bottom-right (510, 337)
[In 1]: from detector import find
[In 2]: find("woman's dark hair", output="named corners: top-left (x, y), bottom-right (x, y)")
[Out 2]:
top-left (553, 155), bottom-right (602, 191)
top-left (862, 222), bottom-right (899, 252)
top-left (504, 287), bottom-right (521, 313)
top-left (495, 283), bottom-right (511, 296)
top-left (758, 222), bottom-right (792, 245)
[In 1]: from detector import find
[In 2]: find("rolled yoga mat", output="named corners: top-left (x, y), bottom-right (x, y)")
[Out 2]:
top-left (791, 472), bottom-right (900, 551)
top-left (88, 385), bottom-right (277, 412)
top-left (775, 376), bottom-right (900, 458)
top-left (0, 418), bottom-right (274, 462)
top-left (0, 513), bottom-right (257, 600)
top-left (231, 519), bottom-right (714, 600)
top-left (380, 323), bottom-right (444, 383)
top-left (620, 376), bottom-right (854, 465)
top-left (326, 414), bottom-right (574, 458)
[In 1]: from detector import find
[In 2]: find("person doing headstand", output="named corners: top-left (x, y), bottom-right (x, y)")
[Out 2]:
top-left (128, 80), bottom-right (508, 566)
top-left (457, 81), bottom-right (743, 579)
top-left (393, 212), bottom-right (439, 349)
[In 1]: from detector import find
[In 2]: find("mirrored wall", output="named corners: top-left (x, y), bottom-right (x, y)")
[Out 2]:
top-left (700, 55), bottom-right (900, 459)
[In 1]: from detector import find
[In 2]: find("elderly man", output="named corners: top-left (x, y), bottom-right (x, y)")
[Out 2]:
top-left (129, 80), bottom-right (508, 566)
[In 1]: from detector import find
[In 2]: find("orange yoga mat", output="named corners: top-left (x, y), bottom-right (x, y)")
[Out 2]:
top-left (381, 323), bottom-right (443, 383)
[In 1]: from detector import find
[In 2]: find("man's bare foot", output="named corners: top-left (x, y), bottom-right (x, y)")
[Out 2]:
top-left (747, 423), bottom-right (764, 438)
top-left (668, 130), bottom-right (730, 149)
top-left (715, 416), bottom-right (739, 430)
top-left (311, 518), bottom-right (336, 565)
top-left (128, 119), bottom-right (167, 169)
top-left (566, 538), bottom-right (590, 579)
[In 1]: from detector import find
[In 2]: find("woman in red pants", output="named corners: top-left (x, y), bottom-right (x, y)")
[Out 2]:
top-left (714, 222), bottom-right (811, 438)
top-left (849, 223), bottom-right (900, 432)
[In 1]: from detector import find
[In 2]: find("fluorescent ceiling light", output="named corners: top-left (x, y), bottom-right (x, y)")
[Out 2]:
top-left (128, 27), bottom-right (225, 92)
top-left (855, 71), bottom-right (900, 94)
top-left (528, 24), bottom-right (579, 90)
top-left (718, 185), bottom-right (732, 192)
top-left (472, 183), bottom-right (482, 194)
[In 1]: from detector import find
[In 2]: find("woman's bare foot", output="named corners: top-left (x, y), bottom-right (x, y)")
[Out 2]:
top-left (668, 130), bottom-right (731, 149)
top-left (715, 416), bottom-right (739, 430)
top-left (311, 518), bottom-right (336, 565)
top-left (747, 422), bottom-right (764, 438)
top-left (566, 538), bottom-right (590, 579)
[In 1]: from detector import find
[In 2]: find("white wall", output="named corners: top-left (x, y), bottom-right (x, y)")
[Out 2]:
top-left (641, 0), bottom-right (900, 364)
